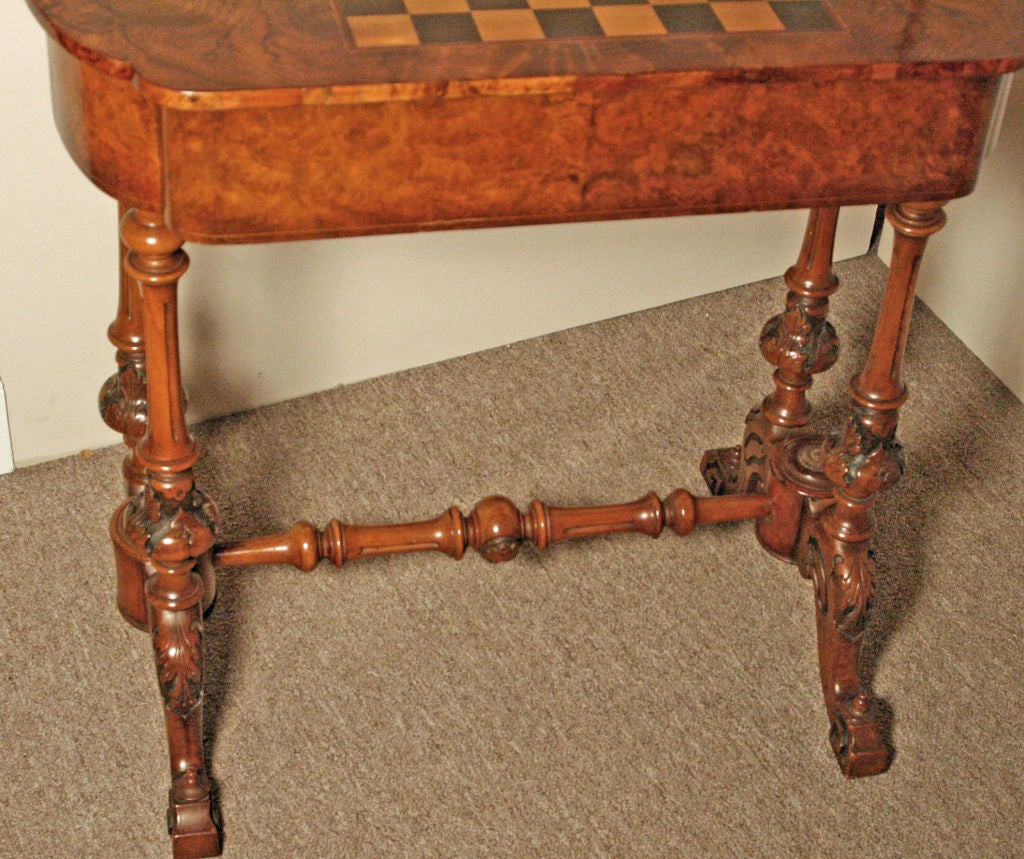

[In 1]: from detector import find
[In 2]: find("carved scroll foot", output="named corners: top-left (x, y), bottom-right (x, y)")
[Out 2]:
top-left (829, 692), bottom-right (890, 778)
top-left (798, 200), bottom-right (946, 777)
top-left (802, 520), bottom-right (892, 777)
top-left (701, 403), bottom-right (776, 499)
top-left (167, 778), bottom-right (221, 859)
top-left (699, 445), bottom-right (742, 496)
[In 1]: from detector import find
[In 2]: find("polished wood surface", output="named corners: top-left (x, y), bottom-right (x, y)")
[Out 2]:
top-left (24, 0), bottom-right (1024, 855)
top-left (213, 490), bottom-right (773, 570)
top-left (35, 1), bottom-right (1023, 241)
top-left (27, 0), bottom-right (1024, 99)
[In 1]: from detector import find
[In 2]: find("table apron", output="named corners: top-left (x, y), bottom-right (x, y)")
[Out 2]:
top-left (49, 42), bottom-right (1002, 243)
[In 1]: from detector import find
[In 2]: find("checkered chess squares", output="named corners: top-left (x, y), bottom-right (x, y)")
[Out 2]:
top-left (343, 0), bottom-right (842, 48)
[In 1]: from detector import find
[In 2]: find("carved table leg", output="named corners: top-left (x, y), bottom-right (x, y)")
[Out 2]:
top-left (110, 209), bottom-right (222, 857)
top-left (701, 206), bottom-right (840, 560)
top-left (101, 202), bottom-right (152, 628)
top-left (700, 203), bottom-right (945, 775)
top-left (801, 201), bottom-right (947, 777)
top-left (100, 201), bottom-right (148, 493)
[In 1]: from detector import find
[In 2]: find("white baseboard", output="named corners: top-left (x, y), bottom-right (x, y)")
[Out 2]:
top-left (0, 378), bottom-right (14, 474)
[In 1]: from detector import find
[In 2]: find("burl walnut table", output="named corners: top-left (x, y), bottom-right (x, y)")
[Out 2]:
top-left (24, 0), bottom-right (1024, 855)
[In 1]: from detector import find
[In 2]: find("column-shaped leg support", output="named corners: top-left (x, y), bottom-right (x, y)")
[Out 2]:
top-left (100, 201), bottom-right (148, 493)
top-left (759, 206), bottom-right (841, 432)
top-left (102, 202), bottom-right (152, 628)
top-left (110, 209), bottom-right (221, 857)
top-left (801, 201), bottom-right (947, 777)
top-left (701, 207), bottom-right (841, 559)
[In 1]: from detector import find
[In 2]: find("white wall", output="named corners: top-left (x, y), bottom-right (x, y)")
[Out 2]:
top-left (0, 378), bottom-right (13, 474)
top-left (5, 8), bottom-right (1017, 469)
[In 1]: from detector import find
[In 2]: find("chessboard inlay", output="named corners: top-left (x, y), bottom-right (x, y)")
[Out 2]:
top-left (342, 0), bottom-right (843, 48)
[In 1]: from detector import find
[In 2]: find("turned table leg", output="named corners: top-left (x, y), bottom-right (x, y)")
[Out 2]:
top-left (102, 201), bottom-right (152, 628)
top-left (701, 206), bottom-right (841, 559)
top-left (109, 209), bottom-right (222, 857)
top-left (800, 201), bottom-right (947, 777)
top-left (755, 205), bottom-right (841, 437)
top-left (100, 201), bottom-right (148, 494)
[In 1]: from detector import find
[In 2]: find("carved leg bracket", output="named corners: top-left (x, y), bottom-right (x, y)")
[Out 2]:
top-left (800, 507), bottom-right (891, 777)
top-left (699, 444), bottom-right (743, 497)
top-left (701, 203), bottom-right (946, 777)
top-left (149, 570), bottom-right (221, 859)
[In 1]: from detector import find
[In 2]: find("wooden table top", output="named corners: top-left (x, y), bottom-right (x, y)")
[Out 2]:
top-left (27, 0), bottom-right (1024, 108)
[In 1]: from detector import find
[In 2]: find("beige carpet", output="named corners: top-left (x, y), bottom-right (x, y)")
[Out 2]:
top-left (2, 255), bottom-right (1022, 858)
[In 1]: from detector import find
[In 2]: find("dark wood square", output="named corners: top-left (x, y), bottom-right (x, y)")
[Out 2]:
top-left (769, 1), bottom-right (842, 30)
top-left (654, 3), bottom-right (725, 33)
top-left (468, 0), bottom-right (530, 10)
top-left (412, 12), bottom-right (483, 43)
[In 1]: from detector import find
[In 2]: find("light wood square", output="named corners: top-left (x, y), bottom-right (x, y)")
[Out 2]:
top-left (404, 0), bottom-right (471, 14)
top-left (527, 0), bottom-right (592, 9)
top-left (348, 14), bottom-right (421, 46)
top-left (473, 9), bottom-right (546, 40)
top-left (711, 1), bottom-right (785, 31)
top-left (594, 4), bottom-right (668, 36)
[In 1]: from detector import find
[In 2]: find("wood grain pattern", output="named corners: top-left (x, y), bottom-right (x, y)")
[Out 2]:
top-left (35, 0), bottom-right (1014, 243)
top-left (26, 0), bottom-right (1024, 108)
top-left (48, 43), bottom-right (161, 211)
top-left (160, 73), bottom-right (995, 242)
top-left (32, 0), bottom-right (1021, 243)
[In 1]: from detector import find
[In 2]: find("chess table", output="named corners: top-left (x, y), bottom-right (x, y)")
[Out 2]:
top-left (24, 0), bottom-right (1024, 856)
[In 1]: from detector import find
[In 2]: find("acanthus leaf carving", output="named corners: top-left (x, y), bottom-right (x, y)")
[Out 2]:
top-left (803, 535), bottom-right (829, 616)
top-left (830, 543), bottom-right (875, 642)
top-left (99, 359), bottom-right (148, 443)
top-left (823, 407), bottom-right (903, 500)
top-left (760, 303), bottom-right (839, 378)
top-left (802, 529), bottom-right (875, 642)
top-left (124, 482), bottom-right (218, 564)
top-left (153, 611), bottom-right (203, 718)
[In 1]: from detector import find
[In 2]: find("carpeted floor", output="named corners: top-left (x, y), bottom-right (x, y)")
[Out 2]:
top-left (1, 254), bottom-right (1022, 858)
